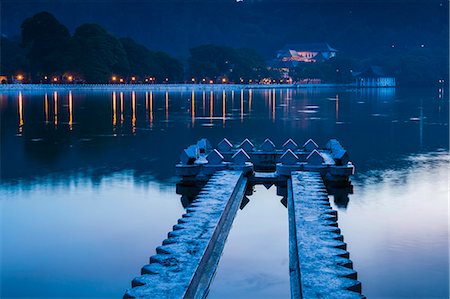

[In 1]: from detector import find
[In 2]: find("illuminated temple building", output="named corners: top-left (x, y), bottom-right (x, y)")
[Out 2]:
top-left (270, 43), bottom-right (338, 68)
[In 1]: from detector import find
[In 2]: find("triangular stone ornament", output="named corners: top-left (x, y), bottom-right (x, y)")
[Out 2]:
top-left (280, 149), bottom-right (299, 165)
top-left (333, 150), bottom-right (350, 165)
top-left (240, 196), bottom-right (250, 210)
top-left (306, 149), bottom-right (325, 165)
top-left (206, 149), bottom-right (224, 165)
top-left (180, 146), bottom-right (198, 165)
top-left (238, 138), bottom-right (254, 152)
top-left (196, 138), bottom-right (211, 153)
top-left (232, 149), bottom-right (251, 165)
top-left (282, 139), bottom-right (298, 151)
top-left (326, 139), bottom-right (350, 165)
top-left (326, 139), bottom-right (340, 151)
top-left (263, 183), bottom-right (273, 190)
top-left (280, 196), bottom-right (287, 208)
top-left (261, 138), bottom-right (276, 152)
top-left (303, 138), bottom-right (319, 152)
top-left (217, 138), bottom-right (233, 152)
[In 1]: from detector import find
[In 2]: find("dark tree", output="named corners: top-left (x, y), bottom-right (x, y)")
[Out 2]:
top-left (231, 48), bottom-right (268, 82)
top-left (152, 51), bottom-right (183, 82)
top-left (71, 24), bottom-right (129, 83)
top-left (188, 44), bottom-right (236, 80)
top-left (120, 38), bottom-right (183, 82)
top-left (21, 11), bottom-right (71, 77)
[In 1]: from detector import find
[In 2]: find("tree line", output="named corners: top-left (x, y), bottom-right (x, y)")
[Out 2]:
top-left (1, 11), bottom-right (447, 86)
top-left (2, 12), bottom-right (183, 83)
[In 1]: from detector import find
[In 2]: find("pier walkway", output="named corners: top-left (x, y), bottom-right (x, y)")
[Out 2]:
top-left (124, 171), bottom-right (247, 299)
top-left (124, 138), bottom-right (364, 298)
top-left (289, 172), bottom-right (364, 298)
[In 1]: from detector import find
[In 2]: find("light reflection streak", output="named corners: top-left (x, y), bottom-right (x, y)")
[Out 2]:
top-left (149, 91), bottom-right (153, 127)
top-left (202, 91), bottom-right (206, 115)
top-left (191, 90), bottom-right (195, 127)
top-left (335, 94), bottom-right (339, 121)
top-left (240, 89), bottom-right (244, 122)
top-left (249, 89), bottom-right (252, 113)
top-left (272, 88), bottom-right (276, 121)
top-left (53, 91), bottom-right (58, 126)
top-left (112, 92), bottom-right (117, 132)
top-left (132, 91), bottom-right (136, 134)
top-left (120, 92), bottom-right (124, 125)
top-left (165, 91), bottom-right (169, 122)
top-left (44, 93), bottom-right (49, 124)
top-left (68, 91), bottom-right (73, 130)
top-left (210, 91), bottom-right (214, 124)
top-left (18, 92), bottom-right (23, 135)
top-left (231, 90), bottom-right (235, 107)
top-left (222, 90), bottom-right (226, 126)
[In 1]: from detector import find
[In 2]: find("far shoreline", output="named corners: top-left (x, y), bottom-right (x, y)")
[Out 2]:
top-left (0, 83), bottom-right (401, 92)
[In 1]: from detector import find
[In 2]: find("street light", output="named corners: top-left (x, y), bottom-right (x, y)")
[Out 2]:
top-left (112, 76), bottom-right (117, 82)
top-left (53, 77), bottom-right (58, 82)
top-left (17, 74), bottom-right (23, 81)
top-left (68, 75), bottom-right (73, 82)
top-left (222, 78), bottom-right (226, 84)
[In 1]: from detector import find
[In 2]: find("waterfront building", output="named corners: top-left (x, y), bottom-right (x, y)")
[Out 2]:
top-left (352, 66), bottom-right (396, 87)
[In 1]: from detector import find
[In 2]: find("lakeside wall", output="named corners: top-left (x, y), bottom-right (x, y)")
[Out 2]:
top-left (0, 83), bottom-right (359, 92)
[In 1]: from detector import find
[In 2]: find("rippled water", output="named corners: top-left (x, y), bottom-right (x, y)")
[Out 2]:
top-left (1, 86), bottom-right (448, 298)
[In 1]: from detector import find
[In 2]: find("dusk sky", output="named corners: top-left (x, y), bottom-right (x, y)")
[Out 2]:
top-left (2, 0), bottom-right (448, 57)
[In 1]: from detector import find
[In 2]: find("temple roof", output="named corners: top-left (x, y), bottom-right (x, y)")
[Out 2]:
top-left (281, 43), bottom-right (338, 52)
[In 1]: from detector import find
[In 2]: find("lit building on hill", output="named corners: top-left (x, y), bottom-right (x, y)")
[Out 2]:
top-left (271, 43), bottom-right (338, 67)
top-left (267, 43), bottom-right (338, 81)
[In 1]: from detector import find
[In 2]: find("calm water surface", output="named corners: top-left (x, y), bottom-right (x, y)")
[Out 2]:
top-left (1, 86), bottom-right (448, 298)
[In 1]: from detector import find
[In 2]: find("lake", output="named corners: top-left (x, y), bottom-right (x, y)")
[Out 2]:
top-left (1, 86), bottom-right (448, 298)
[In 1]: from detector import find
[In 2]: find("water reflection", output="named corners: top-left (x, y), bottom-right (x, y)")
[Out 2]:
top-left (53, 91), bottom-right (58, 127)
top-left (191, 90), bottom-right (195, 127)
top-left (112, 91), bottom-right (117, 130)
top-left (4, 87), bottom-right (448, 184)
top-left (132, 91), bottom-right (136, 135)
top-left (120, 91), bottom-right (124, 125)
top-left (165, 90), bottom-right (169, 122)
top-left (18, 91), bottom-right (23, 135)
top-left (0, 87), bottom-right (448, 299)
top-left (68, 91), bottom-right (73, 130)
top-left (44, 92), bottom-right (49, 124)
top-left (208, 185), bottom-right (290, 299)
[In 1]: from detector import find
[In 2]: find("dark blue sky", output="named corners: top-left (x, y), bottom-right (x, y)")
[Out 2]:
top-left (1, 0), bottom-right (448, 57)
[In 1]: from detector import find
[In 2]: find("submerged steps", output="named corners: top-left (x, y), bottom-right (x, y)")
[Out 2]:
top-left (124, 170), bottom-right (247, 299)
top-left (289, 171), bottom-right (364, 298)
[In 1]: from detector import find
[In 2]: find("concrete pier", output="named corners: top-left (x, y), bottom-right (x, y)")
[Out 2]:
top-left (124, 138), bottom-right (363, 298)
top-left (124, 171), bottom-right (247, 298)
top-left (289, 171), bottom-right (364, 298)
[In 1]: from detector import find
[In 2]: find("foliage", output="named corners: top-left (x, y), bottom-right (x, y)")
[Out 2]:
top-left (188, 44), bottom-right (267, 82)
top-left (2, 10), bottom-right (447, 86)
top-left (20, 11), bottom-right (71, 78)
top-left (188, 44), bottom-right (236, 80)
top-left (71, 24), bottom-right (130, 83)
